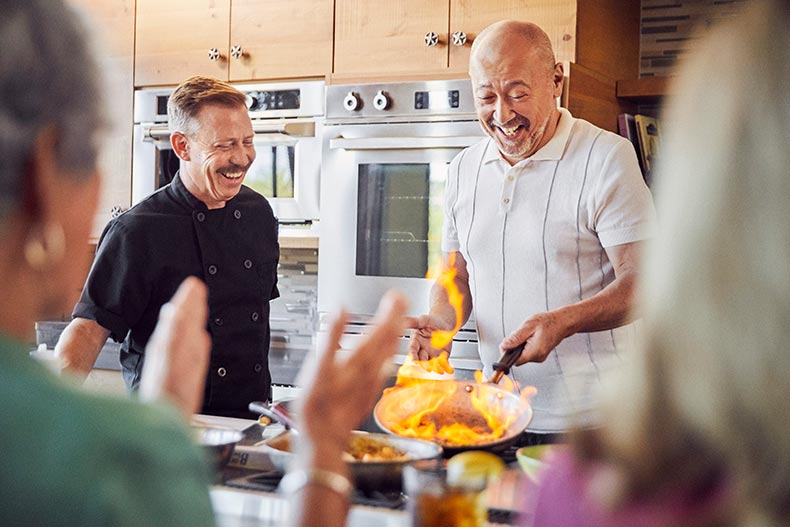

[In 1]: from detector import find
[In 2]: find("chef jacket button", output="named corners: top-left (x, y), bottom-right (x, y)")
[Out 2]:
top-left (234, 209), bottom-right (242, 220)
top-left (196, 212), bottom-right (206, 222)
top-left (217, 367), bottom-right (227, 377)
top-left (254, 363), bottom-right (262, 373)
top-left (208, 264), bottom-right (217, 275)
top-left (251, 311), bottom-right (260, 322)
top-left (243, 259), bottom-right (253, 269)
top-left (214, 317), bottom-right (223, 326)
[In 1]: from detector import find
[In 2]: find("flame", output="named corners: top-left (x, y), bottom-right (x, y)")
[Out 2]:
top-left (425, 253), bottom-right (464, 350)
top-left (379, 356), bottom-right (536, 447)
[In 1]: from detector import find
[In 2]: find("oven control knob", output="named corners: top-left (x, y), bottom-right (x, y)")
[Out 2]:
top-left (372, 90), bottom-right (390, 111)
top-left (343, 91), bottom-right (362, 112)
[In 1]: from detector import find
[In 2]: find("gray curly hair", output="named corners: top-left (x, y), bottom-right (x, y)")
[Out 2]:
top-left (0, 0), bottom-right (105, 219)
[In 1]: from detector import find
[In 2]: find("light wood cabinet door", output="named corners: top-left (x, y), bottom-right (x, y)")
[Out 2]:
top-left (68, 0), bottom-right (135, 239)
top-left (448, 0), bottom-right (577, 73)
top-left (135, 0), bottom-right (230, 86)
top-left (230, 0), bottom-right (333, 81)
top-left (334, 0), bottom-right (449, 76)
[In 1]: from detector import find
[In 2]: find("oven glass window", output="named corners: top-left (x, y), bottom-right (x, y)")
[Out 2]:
top-left (245, 144), bottom-right (295, 198)
top-left (356, 163), bottom-right (447, 278)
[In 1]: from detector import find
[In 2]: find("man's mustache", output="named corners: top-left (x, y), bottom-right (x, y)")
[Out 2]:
top-left (217, 163), bottom-right (251, 173)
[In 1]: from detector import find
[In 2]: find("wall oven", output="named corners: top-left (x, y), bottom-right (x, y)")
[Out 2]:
top-left (317, 80), bottom-right (485, 373)
top-left (132, 80), bottom-right (323, 223)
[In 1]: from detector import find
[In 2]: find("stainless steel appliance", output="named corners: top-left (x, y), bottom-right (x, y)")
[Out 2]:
top-left (132, 80), bottom-right (324, 223)
top-left (318, 80), bottom-right (485, 373)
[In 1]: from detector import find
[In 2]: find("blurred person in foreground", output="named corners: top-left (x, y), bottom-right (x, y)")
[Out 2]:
top-left (523, 1), bottom-right (790, 525)
top-left (0, 1), bottom-right (214, 524)
top-left (408, 20), bottom-right (655, 440)
top-left (0, 1), bottom-right (409, 525)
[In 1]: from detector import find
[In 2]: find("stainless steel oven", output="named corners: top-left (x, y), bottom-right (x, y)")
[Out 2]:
top-left (132, 80), bottom-right (323, 223)
top-left (317, 80), bottom-right (485, 373)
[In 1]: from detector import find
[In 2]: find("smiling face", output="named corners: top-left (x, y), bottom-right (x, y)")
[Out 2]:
top-left (470, 26), bottom-right (564, 165)
top-left (175, 103), bottom-right (255, 209)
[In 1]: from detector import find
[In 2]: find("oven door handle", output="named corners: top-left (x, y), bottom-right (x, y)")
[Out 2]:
top-left (141, 121), bottom-right (315, 143)
top-left (329, 135), bottom-right (482, 151)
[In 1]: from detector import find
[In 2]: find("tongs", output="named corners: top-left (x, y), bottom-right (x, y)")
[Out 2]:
top-left (487, 342), bottom-right (525, 384)
top-left (249, 400), bottom-right (297, 430)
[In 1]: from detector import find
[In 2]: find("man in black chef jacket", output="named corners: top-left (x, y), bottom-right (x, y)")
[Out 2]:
top-left (55, 76), bottom-right (280, 418)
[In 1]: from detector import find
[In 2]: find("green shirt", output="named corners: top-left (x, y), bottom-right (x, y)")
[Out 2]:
top-left (0, 334), bottom-right (216, 526)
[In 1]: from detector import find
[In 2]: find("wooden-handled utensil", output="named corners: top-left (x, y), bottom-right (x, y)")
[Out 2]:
top-left (487, 342), bottom-right (525, 384)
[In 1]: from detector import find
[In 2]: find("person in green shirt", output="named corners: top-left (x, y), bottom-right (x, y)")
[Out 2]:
top-left (0, 1), bottom-right (216, 525)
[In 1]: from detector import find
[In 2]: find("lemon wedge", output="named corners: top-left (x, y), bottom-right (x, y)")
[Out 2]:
top-left (446, 450), bottom-right (506, 489)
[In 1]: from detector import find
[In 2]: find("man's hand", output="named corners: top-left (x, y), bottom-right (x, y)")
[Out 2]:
top-left (500, 311), bottom-right (571, 365)
top-left (406, 313), bottom-right (456, 361)
top-left (139, 277), bottom-right (211, 418)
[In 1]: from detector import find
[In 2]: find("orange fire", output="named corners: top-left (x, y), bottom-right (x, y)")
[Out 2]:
top-left (425, 253), bottom-right (464, 350)
top-left (377, 357), bottom-right (534, 447)
top-left (377, 251), bottom-right (534, 446)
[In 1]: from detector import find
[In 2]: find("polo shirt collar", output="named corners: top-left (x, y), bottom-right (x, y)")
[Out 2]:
top-left (482, 107), bottom-right (575, 165)
top-left (170, 171), bottom-right (208, 211)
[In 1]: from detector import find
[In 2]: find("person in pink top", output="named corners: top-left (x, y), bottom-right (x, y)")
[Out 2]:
top-left (523, 1), bottom-right (790, 526)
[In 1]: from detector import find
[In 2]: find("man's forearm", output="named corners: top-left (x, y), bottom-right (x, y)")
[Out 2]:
top-left (428, 275), bottom-right (473, 328)
top-left (54, 318), bottom-right (110, 378)
top-left (555, 270), bottom-right (637, 336)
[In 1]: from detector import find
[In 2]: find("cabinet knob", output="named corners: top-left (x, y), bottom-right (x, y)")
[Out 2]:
top-left (110, 205), bottom-right (128, 218)
top-left (208, 48), bottom-right (224, 62)
top-left (372, 90), bottom-right (390, 111)
top-left (230, 44), bottom-right (244, 59)
top-left (424, 32), bottom-right (439, 47)
top-left (451, 31), bottom-right (468, 46)
top-left (343, 91), bottom-right (362, 112)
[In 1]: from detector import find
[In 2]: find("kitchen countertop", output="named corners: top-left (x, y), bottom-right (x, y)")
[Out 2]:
top-left (201, 415), bottom-right (528, 526)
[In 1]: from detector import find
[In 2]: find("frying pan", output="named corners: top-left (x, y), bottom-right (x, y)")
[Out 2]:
top-left (373, 379), bottom-right (533, 455)
top-left (262, 430), bottom-right (442, 494)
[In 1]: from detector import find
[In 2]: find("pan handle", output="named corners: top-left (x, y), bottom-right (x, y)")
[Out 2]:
top-left (488, 342), bottom-right (525, 384)
top-left (248, 400), bottom-right (297, 430)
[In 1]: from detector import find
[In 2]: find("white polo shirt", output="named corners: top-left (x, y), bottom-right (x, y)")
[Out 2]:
top-left (442, 108), bottom-right (655, 432)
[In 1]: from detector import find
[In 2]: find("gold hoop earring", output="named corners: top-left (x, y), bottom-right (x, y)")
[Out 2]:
top-left (24, 222), bottom-right (66, 271)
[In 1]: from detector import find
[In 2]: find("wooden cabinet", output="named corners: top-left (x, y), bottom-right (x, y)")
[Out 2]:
top-left (229, 0), bottom-right (333, 82)
top-left (333, 0), bottom-right (578, 78)
top-left (68, 0), bottom-right (135, 239)
top-left (135, 0), bottom-right (332, 86)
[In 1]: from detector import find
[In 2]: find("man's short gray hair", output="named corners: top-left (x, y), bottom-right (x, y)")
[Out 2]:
top-left (0, 0), bottom-right (104, 219)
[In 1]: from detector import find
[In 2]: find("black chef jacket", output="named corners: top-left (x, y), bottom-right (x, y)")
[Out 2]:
top-left (74, 173), bottom-right (279, 417)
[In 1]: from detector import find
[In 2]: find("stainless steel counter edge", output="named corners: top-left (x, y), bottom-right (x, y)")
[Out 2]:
top-left (210, 486), bottom-right (408, 526)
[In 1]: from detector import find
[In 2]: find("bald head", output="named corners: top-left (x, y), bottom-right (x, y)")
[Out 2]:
top-left (470, 20), bottom-right (556, 77)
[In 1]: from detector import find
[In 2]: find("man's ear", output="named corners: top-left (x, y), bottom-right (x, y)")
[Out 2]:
top-left (552, 62), bottom-right (565, 99)
top-left (171, 131), bottom-right (190, 161)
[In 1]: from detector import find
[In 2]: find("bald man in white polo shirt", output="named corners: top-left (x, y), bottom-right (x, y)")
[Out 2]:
top-left (409, 20), bottom-right (655, 439)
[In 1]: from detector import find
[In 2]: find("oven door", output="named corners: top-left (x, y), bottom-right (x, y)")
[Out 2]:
top-left (132, 119), bottom-right (321, 222)
top-left (318, 120), bottom-right (484, 318)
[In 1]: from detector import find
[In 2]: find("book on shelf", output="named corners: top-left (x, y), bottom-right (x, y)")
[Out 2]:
top-left (634, 114), bottom-right (661, 187)
top-left (617, 113), bottom-right (644, 175)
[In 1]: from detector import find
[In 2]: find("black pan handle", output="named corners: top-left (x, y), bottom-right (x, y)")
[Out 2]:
top-left (488, 342), bottom-right (525, 384)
